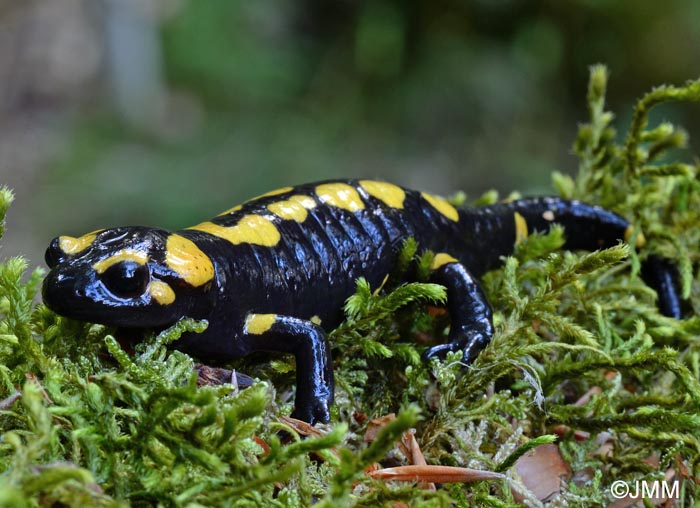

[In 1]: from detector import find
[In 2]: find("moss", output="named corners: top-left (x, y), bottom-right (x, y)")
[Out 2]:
top-left (1, 66), bottom-right (699, 506)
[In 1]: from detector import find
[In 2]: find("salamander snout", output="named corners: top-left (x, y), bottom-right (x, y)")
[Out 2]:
top-left (45, 237), bottom-right (67, 268)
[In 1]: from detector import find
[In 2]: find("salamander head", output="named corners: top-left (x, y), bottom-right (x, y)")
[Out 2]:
top-left (42, 227), bottom-right (216, 328)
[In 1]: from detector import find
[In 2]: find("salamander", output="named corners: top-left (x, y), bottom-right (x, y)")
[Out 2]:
top-left (42, 179), bottom-right (682, 424)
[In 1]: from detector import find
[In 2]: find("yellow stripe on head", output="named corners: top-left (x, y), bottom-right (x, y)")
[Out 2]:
top-left (148, 280), bottom-right (176, 305)
top-left (315, 183), bottom-right (365, 212)
top-left (421, 192), bottom-right (459, 221)
top-left (93, 249), bottom-right (149, 274)
top-left (165, 234), bottom-right (215, 287)
top-left (59, 230), bottom-right (104, 255)
top-left (358, 180), bottom-right (406, 209)
top-left (431, 253), bottom-right (458, 270)
top-left (244, 313), bottom-right (277, 335)
top-left (267, 195), bottom-right (317, 222)
top-left (191, 214), bottom-right (281, 247)
top-left (514, 212), bottom-right (528, 245)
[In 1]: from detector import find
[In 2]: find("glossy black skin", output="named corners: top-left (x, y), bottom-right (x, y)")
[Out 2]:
top-left (42, 180), bottom-right (682, 424)
top-left (641, 255), bottom-right (683, 319)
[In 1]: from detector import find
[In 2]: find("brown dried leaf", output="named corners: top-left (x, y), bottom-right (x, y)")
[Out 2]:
top-left (594, 431), bottom-right (614, 458)
top-left (278, 415), bottom-right (327, 438)
top-left (195, 364), bottom-right (254, 389)
top-left (401, 430), bottom-right (426, 466)
top-left (253, 436), bottom-right (270, 456)
top-left (574, 386), bottom-right (602, 406)
top-left (25, 372), bottom-right (53, 404)
top-left (515, 443), bottom-right (571, 501)
top-left (362, 413), bottom-right (437, 489)
top-left (364, 413), bottom-right (396, 442)
top-left (353, 411), bottom-right (368, 426)
top-left (551, 424), bottom-right (590, 441)
top-left (364, 462), bottom-right (381, 474)
top-left (0, 390), bottom-right (21, 410)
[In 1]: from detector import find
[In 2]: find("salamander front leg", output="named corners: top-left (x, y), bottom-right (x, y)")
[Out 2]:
top-left (640, 255), bottom-right (683, 319)
top-left (423, 254), bottom-right (494, 363)
top-left (243, 313), bottom-right (334, 424)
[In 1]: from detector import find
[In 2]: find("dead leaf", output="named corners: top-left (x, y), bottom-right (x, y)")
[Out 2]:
top-left (364, 413), bottom-right (396, 442)
top-left (551, 424), bottom-right (590, 441)
top-left (363, 413), bottom-right (436, 490)
top-left (195, 364), bottom-right (254, 390)
top-left (515, 443), bottom-right (571, 502)
top-left (253, 436), bottom-right (270, 456)
top-left (353, 411), bottom-right (368, 426)
top-left (0, 390), bottom-right (21, 410)
top-left (25, 372), bottom-right (53, 404)
top-left (401, 429), bottom-right (426, 466)
top-left (278, 415), bottom-right (327, 438)
top-left (593, 431), bottom-right (614, 458)
top-left (574, 386), bottom-right (602, 406)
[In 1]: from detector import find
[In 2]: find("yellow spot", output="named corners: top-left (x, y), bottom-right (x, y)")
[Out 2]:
top-left (421, 192), bottom-right (459, 221)
top-left (267, 195), bottom-right (317, 222)
top-left (315, 183), bottom-right (365, 212)
top-left (542, 210), bottom-right (555, 221)
top-left (514, 212), bottom-right (528, 245)
top-left (624, 225), bottom-right (646, 248)
top-left (192, 214), bottom-right (281, 247)
top-left (431, 253), bottom-right (458, 270)
top-left (359, 180), bottom-right (406, 209)
top-left (149, 280), bottom-right (175, 305)
top-left (165, 234), bottom-right (215, 287)
top-left (245, 313), bottom-right (277, 335)
top-left (58, 230), bottom-right (103, 255)
top-left (93, 249), bottom-right (148, 274)
top-left (310, 315), bottom-right (322, 325)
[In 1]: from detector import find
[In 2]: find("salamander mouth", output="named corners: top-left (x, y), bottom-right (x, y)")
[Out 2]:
top-left (41, 269), bottom-right (178, 328)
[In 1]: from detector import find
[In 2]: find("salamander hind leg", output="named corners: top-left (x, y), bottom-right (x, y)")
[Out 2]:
top-left (243, 313), bottom-right (334, 424)
top-left (422, 254), bottom-right (494, 364)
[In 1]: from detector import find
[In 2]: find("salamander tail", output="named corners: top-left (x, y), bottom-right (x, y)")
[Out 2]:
top-left (475, 197), bottom-right (682, 318)
top-left (505, 197), bottom-right (632, 251)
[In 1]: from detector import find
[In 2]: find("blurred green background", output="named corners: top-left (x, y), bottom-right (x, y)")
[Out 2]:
top-left (1, 0), bottom-right (699, 267)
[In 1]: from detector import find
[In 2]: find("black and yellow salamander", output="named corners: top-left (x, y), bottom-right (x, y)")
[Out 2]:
top-left (42, 180), bottom-right (682, 424)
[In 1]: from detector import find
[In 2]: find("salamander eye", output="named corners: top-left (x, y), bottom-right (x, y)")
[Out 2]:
top-left (101, 261), bottom-right (150, 299)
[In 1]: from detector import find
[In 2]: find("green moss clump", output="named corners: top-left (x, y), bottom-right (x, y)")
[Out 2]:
top-left (1, 66), bottom-right (699, 506)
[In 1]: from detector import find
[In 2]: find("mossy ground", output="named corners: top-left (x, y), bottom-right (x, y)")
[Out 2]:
top-left (1, 66), bottom-right (699, 507)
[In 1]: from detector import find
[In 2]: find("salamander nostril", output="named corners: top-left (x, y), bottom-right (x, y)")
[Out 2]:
top-left (45, 237), bottom-right (66, 268)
